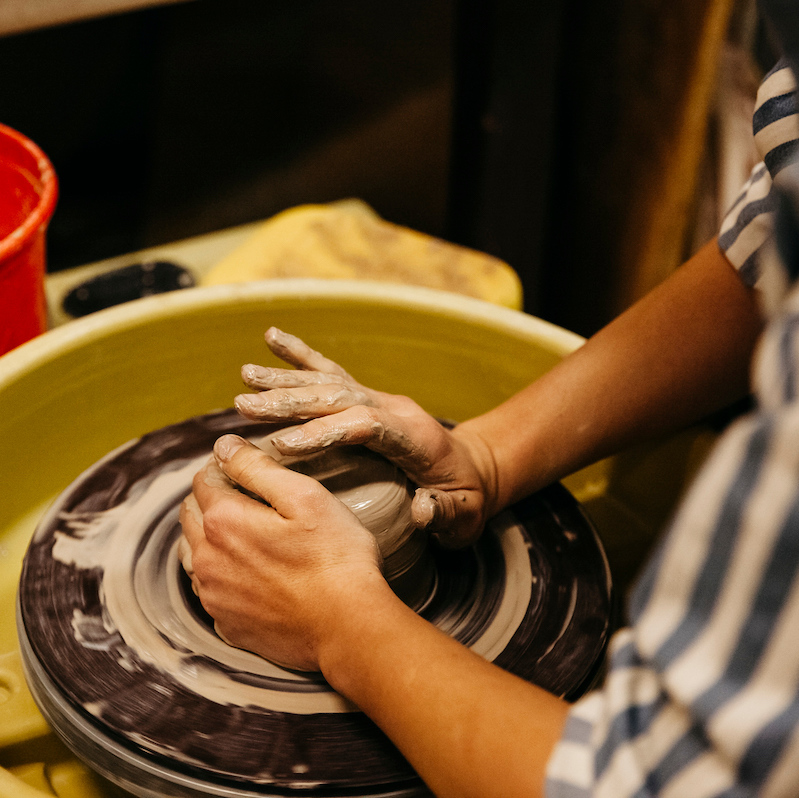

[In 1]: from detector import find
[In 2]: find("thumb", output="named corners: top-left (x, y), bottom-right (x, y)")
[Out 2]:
top-left (411, 487), bottom-right (484, 549)
top-left (213, 434), bottom-right (320, 518)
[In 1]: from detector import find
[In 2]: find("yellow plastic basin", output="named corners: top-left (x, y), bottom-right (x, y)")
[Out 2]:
top-left (0, 279), bottom-right (710, 796)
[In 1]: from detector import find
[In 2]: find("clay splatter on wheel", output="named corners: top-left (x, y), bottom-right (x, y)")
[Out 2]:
top-left (17, 409), bottom-right (612, 798)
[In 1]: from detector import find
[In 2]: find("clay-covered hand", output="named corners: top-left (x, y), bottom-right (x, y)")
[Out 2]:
top-left (179, 433), bottom-right (390, 671)
top-left (232, 327), bottom-right (496, 548)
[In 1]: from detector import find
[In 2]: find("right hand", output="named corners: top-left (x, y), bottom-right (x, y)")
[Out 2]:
top-left (231, 327), bottom-right (497, 548)
top-left (180, 434), bottom-right (388, 670)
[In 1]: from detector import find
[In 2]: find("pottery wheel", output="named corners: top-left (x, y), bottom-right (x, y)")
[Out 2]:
top-left (17, 409), bottom-right (612, 798)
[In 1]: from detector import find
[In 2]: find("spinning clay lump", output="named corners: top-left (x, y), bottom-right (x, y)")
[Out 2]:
top-left (181, 427), bottom-right (438, 615)
top-left (16, 409), bottom-right (611, 797)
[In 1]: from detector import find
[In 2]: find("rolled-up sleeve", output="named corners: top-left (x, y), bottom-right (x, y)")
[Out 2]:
top-left (719, 61), bottom-right (799, 287)
top-left (547, 319), bottom-right (799, 796)
top-left (547, 60), bottom-right (799, 798)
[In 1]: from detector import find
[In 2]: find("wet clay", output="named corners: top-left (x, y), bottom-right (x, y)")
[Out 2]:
top-left (248, 427), bottom-right (437, 611)
top-left (17, 408), bottom-right (612, 798)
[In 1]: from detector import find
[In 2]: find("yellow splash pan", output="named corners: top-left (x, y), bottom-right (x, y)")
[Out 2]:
top-left (0, 280), bottom-right (712, 796)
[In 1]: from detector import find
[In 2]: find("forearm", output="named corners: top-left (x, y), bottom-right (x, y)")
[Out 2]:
top-left (186, 438), bottom-right (569, 797)
top-left (318, 580), bottom-right (568, 798)
top-left (457, 238), bottom-right (764, 513)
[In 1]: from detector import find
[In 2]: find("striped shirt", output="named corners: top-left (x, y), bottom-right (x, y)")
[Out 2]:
top-left (546, 61), bottom-right (799, 798)
top-left (719, 61), bottom-right (799, 285)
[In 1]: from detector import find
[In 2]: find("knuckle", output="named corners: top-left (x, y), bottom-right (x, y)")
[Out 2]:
top-left (350, 405), bottom-right (383, 433)
top-left (226, 446), bottom-right (269, 486)
top-left (201, 500), bottom-right (237, 543)
top-left (345, 408), bottom-right (385, 445)
top-left (359, 404), bottom-right (382, 424)
top-left (234, 460), bottom-right (262, 490)
top-left (291, 479), bottom-right (327, 509)
top-left (388, 394), bottom-right (419, 414)
top-left (358, 405), bottom-right (383, 427)
top-left (326, 386), bottom-right (352, 409)
top-left (199, 593), bottom-right (227, 626)
top-left (189, 542), bottom-right (216, 583)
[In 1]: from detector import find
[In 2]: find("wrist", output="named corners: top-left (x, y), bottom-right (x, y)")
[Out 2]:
top-left (315, 573), bottom-right (412, 696)
top-left (450, 421), bottom-right (503, 520)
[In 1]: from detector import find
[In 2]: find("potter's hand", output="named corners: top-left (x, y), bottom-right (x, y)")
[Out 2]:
top-left (179, 434), bottom-right (388, 671)
top-left (233, 327), bottom-right (496, 548)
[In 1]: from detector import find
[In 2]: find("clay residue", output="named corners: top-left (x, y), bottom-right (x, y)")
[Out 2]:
top-left (252, 427), bottom-right (436, 608)
top-left (43, 420), bottom-right (440, 716)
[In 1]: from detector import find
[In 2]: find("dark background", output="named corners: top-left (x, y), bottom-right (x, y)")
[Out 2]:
top-left (0, 0), bottom-right (777, 336)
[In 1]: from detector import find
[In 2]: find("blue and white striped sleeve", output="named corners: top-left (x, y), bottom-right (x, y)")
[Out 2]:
top-left (719, 61), bottom-right (799, 286)
top-left (547, 375), bottom-right (799, 796)
top-left (547, 283), bottom-right (799, 796)
top-left (546, 61), bottom-right (799, 798)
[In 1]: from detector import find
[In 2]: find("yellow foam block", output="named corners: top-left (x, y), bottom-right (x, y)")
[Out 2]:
top-left (201, 201), bottom-right (523, 310)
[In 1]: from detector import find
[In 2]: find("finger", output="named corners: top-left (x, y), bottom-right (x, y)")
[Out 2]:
top-left (179, 492), bottom-right (204, 547)
top-left (178, 495), bottom-right (204, 594)
top-left (188, 458), bottom-right (283, 551)
top-left (213, 434), bottom-right (330, 519)
top-left (265, 327), bottom-right (353, 378)
top-left (177, 532), bottom-right (194, 575)
top-left (190, 457), bottom-right (240, 512)
top-left (412, 487), bottom-right (483, 549)
top-left (240, 363), bottom-right (350, 391)
top-left (176, 533), bottom-right (201, 595)
top-left (234, 383), bottom-right (375, 421)
top-left (269, 405), bottom-right (432, 474)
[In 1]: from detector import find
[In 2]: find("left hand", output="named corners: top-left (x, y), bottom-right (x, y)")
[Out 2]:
top-left (179, 433), bottom-right (389, 671)
top-left (231, 327), bottom-right (495, 548)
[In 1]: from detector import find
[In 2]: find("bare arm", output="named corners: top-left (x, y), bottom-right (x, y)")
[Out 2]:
top-left (181, 437), bottom-right (569, 798)
top-left (319, 577), bottom-right (568, 798)
top-left (178, 240), bottom-right (761, 796)
top-left (456, 238), bottom-right (763, 515)
top-left (234, 238), bottom-right (763, 544)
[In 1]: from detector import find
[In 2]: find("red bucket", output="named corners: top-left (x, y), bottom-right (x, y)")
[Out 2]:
top-left (0, 123), bottom-right (58, 356)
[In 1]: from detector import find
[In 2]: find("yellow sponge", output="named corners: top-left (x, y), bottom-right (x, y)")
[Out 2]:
top-left (201, 201), bottom-right (523, 310)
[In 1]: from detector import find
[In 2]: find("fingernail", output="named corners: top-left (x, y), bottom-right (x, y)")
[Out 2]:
top-left (265, 327), bottom-right (284, 346)
top-left (234, 393), bottom-right (265, 411)
top-left (214, 434), bottom-right (246, 462)
top-left (412, 489), bottom-right (437, 528)
top-left (272, 428), bottom-right (304, 449)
